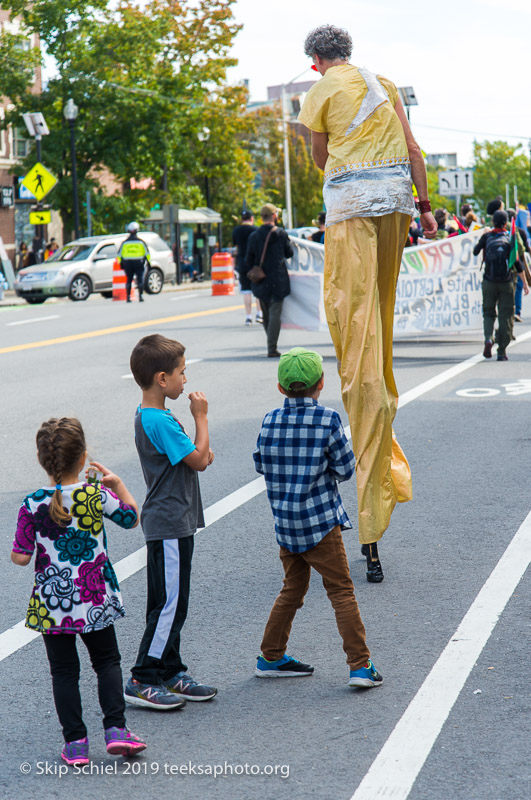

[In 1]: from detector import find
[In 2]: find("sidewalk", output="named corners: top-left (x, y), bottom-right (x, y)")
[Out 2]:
top-left (0, 279), bottom-right (214, 307)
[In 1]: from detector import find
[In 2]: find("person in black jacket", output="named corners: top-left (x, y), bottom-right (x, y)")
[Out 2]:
top-left (245, 204), bottom-right (293, 357)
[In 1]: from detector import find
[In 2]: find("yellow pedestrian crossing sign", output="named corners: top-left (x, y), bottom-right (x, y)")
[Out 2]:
top-left (29, 210), bottom-right (52, 225)
top-left (21, 162), bottom-right (57, 201)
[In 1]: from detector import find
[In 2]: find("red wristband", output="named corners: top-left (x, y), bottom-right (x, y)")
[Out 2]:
top-left (418, 200), bottom-right (431, 214)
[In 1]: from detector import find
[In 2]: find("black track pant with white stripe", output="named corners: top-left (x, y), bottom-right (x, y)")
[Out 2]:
top-left (131, 536), bottom-right (194, 685)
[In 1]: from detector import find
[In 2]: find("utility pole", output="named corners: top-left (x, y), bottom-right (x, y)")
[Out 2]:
top-left (281, 84), bottom-right (293, 230)
top-left (22, 112), bottom-right (49, 259)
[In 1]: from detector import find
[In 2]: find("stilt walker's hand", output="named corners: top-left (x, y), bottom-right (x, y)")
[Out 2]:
top-left (420, 212), bottom-right (437, 239)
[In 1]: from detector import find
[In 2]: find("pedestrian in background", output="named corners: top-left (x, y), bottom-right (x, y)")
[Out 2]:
top-left (299, 24), bottom-right (436, 582)
top-left (474, 209), bottom-right (528, 361)
top-left (434, 208), bottom-right (449, 238)
top-left (465, 210), bottom-right (479, 230)
top-left (311, 211), bottom-right (326, 243)
top-left (507, 208), bottom-right (531, 322)
top-left (118, 222), bottom-right (150, 303)
top-left (17, 241), bottom-right (28, 272)
top-left (253, 347), bottom-right (383, 688)
top-left (10, 417), bottom-right (146, 766)
top-left (246, 204), bottom-right (293, 358)
top-left (232, 210), bottom-right (262, 325)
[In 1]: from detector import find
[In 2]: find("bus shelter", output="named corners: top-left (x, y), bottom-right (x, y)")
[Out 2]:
top-left (142, 205), bottom-right (222, 283)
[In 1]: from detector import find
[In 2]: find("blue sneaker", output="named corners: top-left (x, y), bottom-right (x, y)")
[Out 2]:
top-left (124, 677), bottom-right (186, 710)
top-left (349, 659), bottom-right (383, 688)
top-left (255, 654), bottom-right (314, 678)
top-left (164, 672), bottom-right (217, 702)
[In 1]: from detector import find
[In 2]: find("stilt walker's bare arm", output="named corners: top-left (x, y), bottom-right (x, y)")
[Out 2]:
top-left (394, 99), bottom-right (437, 239)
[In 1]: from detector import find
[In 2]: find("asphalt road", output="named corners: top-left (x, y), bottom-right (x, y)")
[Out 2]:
top-left (0, 289), bottom-right (529, 800)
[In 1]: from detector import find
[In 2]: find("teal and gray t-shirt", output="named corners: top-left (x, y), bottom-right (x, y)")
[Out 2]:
top-left (134, 406), bottom-right (204, 541)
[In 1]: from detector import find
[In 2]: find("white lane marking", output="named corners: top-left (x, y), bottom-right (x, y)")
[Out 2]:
top-left (0, 476), bottom-right (266, 663)
top-left (456, 387), bottom-right (500, 398)
top-left (6, 315), bottom-right (60, 327)
top-left (350, 510), bottom-right (531, 800)
top-left (121, 358), bottom-right (203, 378)
top-left (398, 328), bottom-right (531, 409)
top-left (113, 477), bottom-right (265, 584)
top-left (2, 332), bottom-right (531, 663)
top-left (169, 293), bottom-right (200, 301)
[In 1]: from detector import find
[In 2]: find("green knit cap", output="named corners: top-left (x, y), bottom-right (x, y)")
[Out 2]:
top-left (278, 347), bottom-right (323, 390)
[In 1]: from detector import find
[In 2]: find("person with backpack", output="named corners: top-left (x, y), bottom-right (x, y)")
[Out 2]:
top-left (473, 210), bottom-right (528, 361)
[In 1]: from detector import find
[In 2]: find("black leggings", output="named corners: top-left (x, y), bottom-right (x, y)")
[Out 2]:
top-left (43, 626), bottom-right (126, 743)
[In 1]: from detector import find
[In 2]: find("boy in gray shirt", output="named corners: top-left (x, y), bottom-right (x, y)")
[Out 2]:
top-left (125, 334), bottom-right (216, 710)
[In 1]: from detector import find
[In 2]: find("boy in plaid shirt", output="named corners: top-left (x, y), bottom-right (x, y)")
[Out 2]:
top-left (253, 348), bottom-right (382, 688)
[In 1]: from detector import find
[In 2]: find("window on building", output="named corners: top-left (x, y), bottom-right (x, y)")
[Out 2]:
top-left (13, 128), bottom-right (31, 159)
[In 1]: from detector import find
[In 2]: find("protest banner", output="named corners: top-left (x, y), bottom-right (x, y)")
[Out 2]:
top-left (281, 237), bottom-right (327, 332)
top-left (282, 230), bottom-right (486, 337)
top-left (395, 229), bottom-right (485, 337)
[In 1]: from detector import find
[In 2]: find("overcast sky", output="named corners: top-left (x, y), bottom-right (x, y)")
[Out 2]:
top-left (226, 0), bottom-right (531, 169)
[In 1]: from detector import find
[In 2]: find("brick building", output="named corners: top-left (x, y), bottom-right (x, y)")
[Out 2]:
top-left (0, 9), bottom-right (42, 269)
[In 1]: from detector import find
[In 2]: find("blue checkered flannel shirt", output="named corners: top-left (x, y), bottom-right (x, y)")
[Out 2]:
top-left (253, 397), bottom-right (355, 553)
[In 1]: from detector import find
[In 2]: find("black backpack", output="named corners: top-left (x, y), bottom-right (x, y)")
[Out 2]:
top-left (483, 231), bottom-right (511, 281)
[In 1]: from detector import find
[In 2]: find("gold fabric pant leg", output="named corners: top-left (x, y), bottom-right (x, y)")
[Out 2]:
top-left (323, 212), bottom-right (412, 544)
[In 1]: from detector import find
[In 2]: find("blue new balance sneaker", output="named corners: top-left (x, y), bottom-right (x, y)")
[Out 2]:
top-left (255, 654), bottom-right (314, 678)
top-left (348, 659), bottom-right (383, 688)
top-left (124, 677), bottom-right (186, 710)
top-left (164, 672), bottom-right (217, 702)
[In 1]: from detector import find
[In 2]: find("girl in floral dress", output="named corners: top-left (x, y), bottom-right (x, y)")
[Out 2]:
top-left (11, 417), bottom-right (147, 766)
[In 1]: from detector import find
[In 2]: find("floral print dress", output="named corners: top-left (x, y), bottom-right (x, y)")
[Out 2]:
top-left (12, 482), bottom-right (137, 635)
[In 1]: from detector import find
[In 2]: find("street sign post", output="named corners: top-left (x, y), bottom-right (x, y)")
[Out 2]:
top-left (21, 162), bottom-right (57, 202)
top-left (438, 170), bottom-right (474, 196)
top-left (29, 210), bottom-right (52, 225)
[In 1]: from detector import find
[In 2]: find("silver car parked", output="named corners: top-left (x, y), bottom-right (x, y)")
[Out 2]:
top-left (14, 231), bottom-right (175, 304)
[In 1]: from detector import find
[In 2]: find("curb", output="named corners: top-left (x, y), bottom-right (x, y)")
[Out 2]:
top-left (0, 280), bottom-right (215, 307)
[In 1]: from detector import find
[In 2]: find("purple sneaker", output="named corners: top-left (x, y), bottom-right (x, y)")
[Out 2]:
top-left (61, 737), bottom-right (89, 766)
top-left (105, 727), bottom-right (147, 756)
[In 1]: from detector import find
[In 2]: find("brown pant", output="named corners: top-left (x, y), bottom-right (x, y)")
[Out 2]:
top-left (260, 527), bottom-right (371, 670)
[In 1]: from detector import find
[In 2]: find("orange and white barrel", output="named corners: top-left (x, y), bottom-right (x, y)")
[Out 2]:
top-left (112, 259), bottom-right (135, 301)
top-left (211, 252), bottom-right (234, 296)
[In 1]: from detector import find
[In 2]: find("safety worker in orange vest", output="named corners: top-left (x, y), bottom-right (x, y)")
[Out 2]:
top-left (118, 222), bottom-right (151, 303)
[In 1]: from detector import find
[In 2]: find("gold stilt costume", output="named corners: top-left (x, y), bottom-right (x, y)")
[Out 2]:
top-left (299, 64), bottom-right (415, 543)
top-left (324, 214), bottom-right (412, 544)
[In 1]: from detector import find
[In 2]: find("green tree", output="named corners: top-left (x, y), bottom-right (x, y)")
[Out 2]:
top-left (245, 104), bottom-right (323, 228)
top-left (0, 29), bottom-right (41, 102)
top-left (1, 0), bottom-right (253, 240)
top-left (472, 140), bottom-right (530, 212)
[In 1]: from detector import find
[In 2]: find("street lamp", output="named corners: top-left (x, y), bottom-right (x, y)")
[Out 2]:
top-left (63, 98), bottom-right (81, 239)
top-left (197, 127), bottom-right (211, 208)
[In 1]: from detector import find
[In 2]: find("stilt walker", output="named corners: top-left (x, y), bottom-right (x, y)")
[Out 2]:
top-left (299, 25), bottom-right (437, 581)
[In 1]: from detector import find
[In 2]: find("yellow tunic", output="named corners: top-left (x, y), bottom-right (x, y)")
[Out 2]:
top-left (299, 65), bottom-right (415, 225)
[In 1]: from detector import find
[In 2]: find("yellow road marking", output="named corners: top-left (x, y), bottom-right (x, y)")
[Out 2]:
top-left (0, 304), bottom-right (244, 355)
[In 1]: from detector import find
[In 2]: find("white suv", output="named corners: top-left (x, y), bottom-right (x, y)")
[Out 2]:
top-left (15, 231), bottom-right (175, 304)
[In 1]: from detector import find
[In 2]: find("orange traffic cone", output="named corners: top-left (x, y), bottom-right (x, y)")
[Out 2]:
top-left (112, 259), bottom-right (135, 301)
